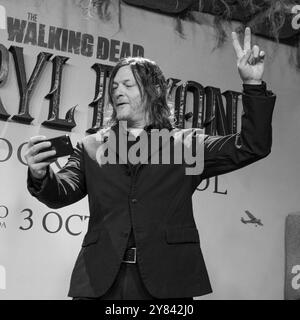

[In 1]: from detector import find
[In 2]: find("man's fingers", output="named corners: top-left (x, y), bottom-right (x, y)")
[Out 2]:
top-left (30, 162), bottom-right (51, 172)
top-left (244, 27), bottom-right (251, 52)
top-left (239, 49), bottom-right (252, 67)
top-left (32, 149), bottom-right (56, 163)
top-left (231, 31), bottom-right (243, 58)
top-left (27, 135), bottom-right (47, 148)
top-left (255, 51), bottom-right (265, 64)
top-left (253, 45), bottom-right (259, 58)
top-left (28, 141), bottom-right (52, 157)
top-left (249, 49), bottom-right (265, 65)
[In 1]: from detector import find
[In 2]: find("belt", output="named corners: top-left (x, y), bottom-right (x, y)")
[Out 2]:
top-left (122, 247), bottom-right (137, 264)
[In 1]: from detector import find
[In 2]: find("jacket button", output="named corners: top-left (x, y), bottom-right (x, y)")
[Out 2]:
top-left (131, 198), bottom-right (138, 203)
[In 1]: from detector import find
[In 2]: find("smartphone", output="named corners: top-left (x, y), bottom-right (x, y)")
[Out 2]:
top-left (43, 134), bottom-right (74, 160)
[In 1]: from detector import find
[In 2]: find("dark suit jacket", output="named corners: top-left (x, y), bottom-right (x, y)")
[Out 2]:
top-left (27, 90), bottom-right (276, 298)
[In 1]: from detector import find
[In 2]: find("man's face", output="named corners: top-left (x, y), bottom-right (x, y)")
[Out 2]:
top-left (111, 65), bottom-right (147, 127)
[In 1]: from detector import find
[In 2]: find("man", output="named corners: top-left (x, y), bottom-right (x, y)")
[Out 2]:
top-left (25, 27), bottom-right (276, 299)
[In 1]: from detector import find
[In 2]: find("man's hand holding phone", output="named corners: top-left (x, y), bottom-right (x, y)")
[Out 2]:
top-left (25, 135), bottom-right (74, 180)
top-left (25, 136), bottom-right (57, 180)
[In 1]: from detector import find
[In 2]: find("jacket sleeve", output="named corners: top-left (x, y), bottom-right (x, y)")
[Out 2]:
top-left (197, 84), bottom-right (276, 182)
top-left (27, 141), bottom-right (87, 209)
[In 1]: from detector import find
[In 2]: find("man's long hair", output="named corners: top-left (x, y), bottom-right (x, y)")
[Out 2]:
top-left (107, 57), bottom-right (174, 130)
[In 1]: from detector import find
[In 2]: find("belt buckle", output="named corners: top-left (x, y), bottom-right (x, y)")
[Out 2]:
top-left (123, 247), bottom-right (137, 264)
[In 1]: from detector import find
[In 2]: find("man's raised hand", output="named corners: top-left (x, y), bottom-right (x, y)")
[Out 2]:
top-left (232, 27), bottom-right (265, 84)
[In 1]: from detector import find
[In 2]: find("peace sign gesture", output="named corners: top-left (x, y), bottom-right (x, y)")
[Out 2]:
top-left (232, 27), bottom-right (265, 85)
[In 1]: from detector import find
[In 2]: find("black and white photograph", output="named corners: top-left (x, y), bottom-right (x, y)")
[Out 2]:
top-left (0, 0), bottom-right (299, 304)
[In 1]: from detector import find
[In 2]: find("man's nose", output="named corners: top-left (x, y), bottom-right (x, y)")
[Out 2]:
top-left (114, 85), bottom-right (125, 98)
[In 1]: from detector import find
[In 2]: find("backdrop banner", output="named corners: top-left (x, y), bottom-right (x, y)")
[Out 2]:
top-left (285, 213), bottom-right (300, 300)
top-left (0, 0), bottom-right (299, 300)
